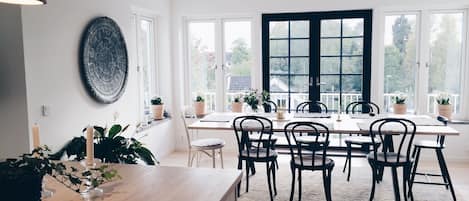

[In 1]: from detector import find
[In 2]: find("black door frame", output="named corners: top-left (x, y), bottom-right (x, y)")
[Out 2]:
top-left (262, 10), bottom-right (372, 111)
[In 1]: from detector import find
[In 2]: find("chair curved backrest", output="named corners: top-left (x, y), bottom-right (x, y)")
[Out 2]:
top-left (296, 101), bottom-right (328, 113)
top-left (181, 107), bottom-right (196, 150)
top-left (263, 100), bottom-right (278, 113)
top-left (345, 101), bottom-right (380, 114)
top-left (369, 118), bottom-right (416, 164)
top-left (284, 121), bottom-right (330, 167)
top-left (233, 116), bottom-right (274, 159)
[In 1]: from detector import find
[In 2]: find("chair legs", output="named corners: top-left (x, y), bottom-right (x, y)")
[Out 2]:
top-left (369, 161), bottom-right (377, 201)
top-left (219, 148), bottom-right (224, 169)
top-left (436, 149), bottom-right (457, 201)
top-left (245, 160), bottom-right (250, 193)
top-left (391, 167), bottom-right (401, 201)
top-left (266, 162), bottom-right (274, 201)
top-left (270, 162), bottom-right (277, 195)
top-left (343, 142), bottom-right (352, 181)
top-left (290, 165), bottom-right (296, 201)
top-left (322, 168), bottom-right (333, 201)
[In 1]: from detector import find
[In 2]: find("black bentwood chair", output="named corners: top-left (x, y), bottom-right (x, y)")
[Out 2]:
top-left (409, 116), bottom-right (456, 201)
top-left (233, 116), bottom-right (278, 201)
top-left (284, 121), bottom-right (334, 201)
top-left (368, 118), bottom-right (416, 201)
top-left (296, 101), bottom-right (328, 113)
top-left (343, 101), bottom-right (382, 181)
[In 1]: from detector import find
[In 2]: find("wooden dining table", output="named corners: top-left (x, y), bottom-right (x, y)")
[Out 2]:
top-left (43, 164), bottom-right (242, 201)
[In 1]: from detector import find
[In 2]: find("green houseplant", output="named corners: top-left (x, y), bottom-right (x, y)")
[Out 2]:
top-left (151, 96), bottom-right (164, 120)
top-left (244, 89), bottom-right (260, 112)
top-left (261, 90), bottom-right (273, 113)
top-left (392, 93), bottom-right (407, 114)
top-left (194, 95), bottom-right (205, 116)
top-left (231, 94), bottom-right (243, 113)
top-left (436, 93), bottom-right (452, 120)
top-left (50, 124), bottom-right (158, 165)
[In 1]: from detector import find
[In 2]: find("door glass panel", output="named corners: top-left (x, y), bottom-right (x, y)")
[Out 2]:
top-left (290, 21), bottom-right (310, 38)
top-left (188, 21), bottom-right (216, 112)
top-left (290, 76), bottom-right (309, 93)
top-left (342, 18), bottom-right (364, 36)
top-left (270, 39), bottom-right (289, 56)
top-left (290, 39), bottom-right (309, 56)
top-left (321, 19), bottom-right (341, 37)
top-left (270, 75), bottom-right (289, 92)
top-left (383, 15), bottom-right (418, 113)
top-left (224, 20), bottom-right (252, 111)
top-left (342, 38), bottom-right (363, 55)
top-left (342, 57), bottom-right (363, 74)
top-left (270, 58), bottom-right (288, 74)
top-left (320, 57), bottom-right (340, 74)
top-left (270, 21), bottom-right (289, 38)
top-left (291, 58), bottom-right (309, 74)
top-left (321, 39), bottom-right (341, 55)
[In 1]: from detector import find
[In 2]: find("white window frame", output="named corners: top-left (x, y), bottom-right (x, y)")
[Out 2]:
top-left (379, 8), bottom-right (469, 119)
top-left (133, 11), bottom-right (159, 123)
top-left (183, 16), bottom-right (257, 112)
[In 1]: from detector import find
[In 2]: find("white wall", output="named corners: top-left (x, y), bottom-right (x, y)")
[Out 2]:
top-left (171, 0), bottom-right (469, 162)
top-left (0, 0), bottom-right (176, 159)
top-left (0, 4), bottom-right (31, 158)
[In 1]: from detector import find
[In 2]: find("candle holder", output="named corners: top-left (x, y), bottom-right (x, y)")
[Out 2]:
top-left (79, 159), bottom-right (104, 200)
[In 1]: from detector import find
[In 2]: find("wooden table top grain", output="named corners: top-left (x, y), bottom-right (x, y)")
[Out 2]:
top-left (44, 164), bottom-right (242, 201)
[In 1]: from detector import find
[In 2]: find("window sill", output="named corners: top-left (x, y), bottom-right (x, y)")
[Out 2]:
top-left (136, 118), bottom-right (171, 133)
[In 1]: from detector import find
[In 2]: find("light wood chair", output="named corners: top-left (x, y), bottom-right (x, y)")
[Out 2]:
top-left (181, 111), bottom-right (225, 168)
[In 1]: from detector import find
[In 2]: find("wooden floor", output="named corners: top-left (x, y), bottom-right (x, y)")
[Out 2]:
top-left (160, 151), bottom-right (469, 201)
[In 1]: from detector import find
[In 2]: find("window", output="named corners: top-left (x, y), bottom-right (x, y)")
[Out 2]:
top-left (383, 10), bottom-right (466, 116)
top-left (134, 14), bottom-right (157, 122)
top-left (263, 10), bottom-right (372, 112)
top-left (187, 18), bottom-right (253, 112)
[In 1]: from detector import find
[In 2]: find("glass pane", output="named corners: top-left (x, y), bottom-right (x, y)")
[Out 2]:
top-left (342, 57), bottom-right (363, 74)
top-left (270, 92), bottom-right (292, 109)
top-left (270, 39), bottom-right (289, 56)
top-left (291, 58), bottom-right (309, 74)
top-left (383, 14), bottom-right (418, 113)
top-left (342, 38), bottom-right (363, 55)
top-left (320, 76), bottom-right (340, 93)
top-left (188, 21), bottom-right (217, 112)
top-left (321, 39), bottom-right (341, 55)
top-left (290, 21), bottom-right (309, 38)
top-left (321, 19), bottom-right (341, 37)
top-left (270, 21), bottom-right (288, 38)
top-left (343, 18), bottom-right (364, 36)
top-left (290, 39), bottom-right (309, 56)
top-left (290, 76), bottom-right (309, 93)
top-left (270, 58), bottom-right (288, 74)
top-left (427, 12), bottom-right (463, 114)
top-left (320, 57), bottom-right (340, 74)
top-left (270, 75), bottom-right (289, 93)
top-left (224, 21), bottom-right (252, 111)
top-left (342, 75), bottom-right (362, 93)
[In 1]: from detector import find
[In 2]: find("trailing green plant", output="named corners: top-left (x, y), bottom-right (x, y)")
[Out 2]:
top-left (244, 89), bottom-right (260, 112)
top-left (151, 97), bottom-right (163, 105)
top-left (195, 95), bottom-right (205, 102)
top-left (392, 93), bottom-right (407, 104)
top-left (261, 90), bottom-right (270, 102)
top-left (50, 124), bottom-right (158, 165)
top-left (436, 93), bottom-right (451, 105)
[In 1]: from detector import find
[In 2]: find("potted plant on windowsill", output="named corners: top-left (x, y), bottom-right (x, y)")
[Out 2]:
top-left (244, 89), bottom-right (260, 113)
top-left (151, 96), bottom-right (164, 120)
top-left (436, 92), bottom-right (452, 120)
top-left (194, 95), bottom-right (205, 117)
top-left (261, 90), bottom-right (272, 113)
top-left (392, 93), bottom-right (407, 114)
top-left (231, 95), bottom-right (243, 113)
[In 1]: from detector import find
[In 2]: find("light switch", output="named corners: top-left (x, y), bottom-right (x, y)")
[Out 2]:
top-left (41, 105), bottom-right (50, 117)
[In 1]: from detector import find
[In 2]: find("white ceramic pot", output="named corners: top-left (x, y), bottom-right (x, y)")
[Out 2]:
top-left (194, 102), bottom-right (205, 116)
top-left (152, 105), bottom-right (164, 120)
top-left (232, 102), bottom-right (243, 113)
top-left (438, 104), bottom-right (452, 120)
top-left (393, 104), bottom-right (407, 114)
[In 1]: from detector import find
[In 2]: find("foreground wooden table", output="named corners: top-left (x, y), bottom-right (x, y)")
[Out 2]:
top-left (44, 164), bottom-right (242, 201)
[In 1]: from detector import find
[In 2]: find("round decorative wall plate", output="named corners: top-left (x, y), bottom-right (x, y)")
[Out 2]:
top-left (80, 17), bottom-right (128, 104)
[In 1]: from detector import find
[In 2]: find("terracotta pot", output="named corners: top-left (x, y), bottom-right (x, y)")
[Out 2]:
top-left (194, 102), bottom-right (205, 116)
top-left (232, 102), bottom-right (243, 113)
top-left (438, 104), bottom-right (452, 120)
top-left (152, 105), bottom-right (164, 120)
top-left (393, 104), bottom-right (407, 114)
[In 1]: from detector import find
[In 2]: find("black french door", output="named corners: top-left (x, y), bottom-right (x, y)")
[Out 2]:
top-left (262, 10), bottom-right (372, 112)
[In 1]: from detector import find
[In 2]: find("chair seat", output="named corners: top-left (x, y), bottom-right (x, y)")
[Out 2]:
top-left (367, 152), bottom-right (411, 166)
top-left (293, 155), bottom-right (334, 169)
top-left (240, 148), bottom-right (277, 159)
top-left (414, 140), bottom-right (444, 149)
top-left (191, 138), bottom-right (225, 149)
top-left (344, 136), bottom-right (381, 145)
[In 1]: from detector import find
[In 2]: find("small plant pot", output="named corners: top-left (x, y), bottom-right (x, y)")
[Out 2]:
top-left (438, 104), bottom-right (452, 120)
top-left (232, 102), bottom-right (243, 113)
top-left (194, 102), bottom-right (205, 116)
top-left (393, 103), bottom-right (407, 114)
top-left (263, 103), bottom-right (272, 113)
top-left (152, 105), bottom-right (164, 120)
